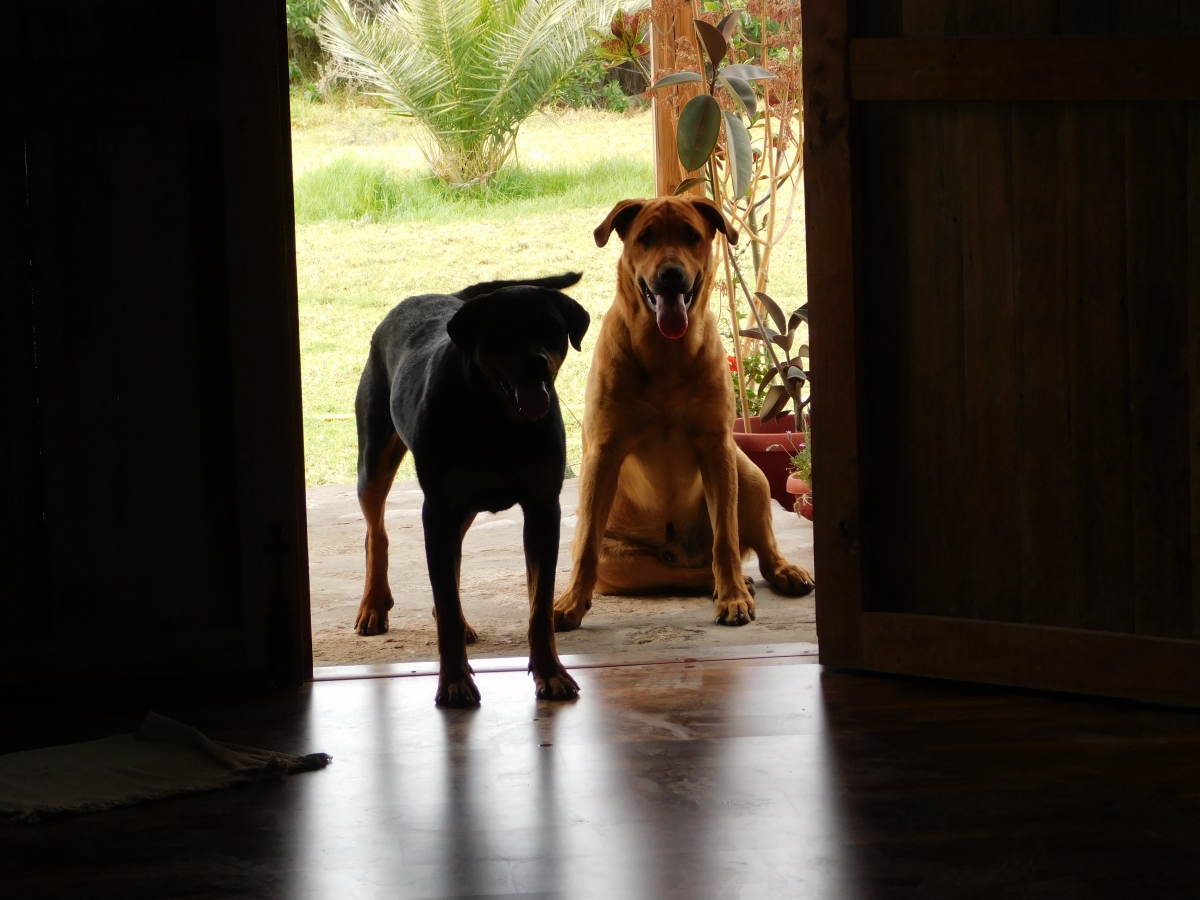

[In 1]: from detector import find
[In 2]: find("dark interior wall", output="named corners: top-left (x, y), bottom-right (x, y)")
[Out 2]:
top-left (849, 0), bottom-right (1200, 639)
top-left (0, 1), bottom-right (311, 685)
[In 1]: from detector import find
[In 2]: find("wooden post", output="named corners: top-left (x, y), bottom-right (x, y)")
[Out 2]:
top-left (650, 0), bottom-right (706, 197)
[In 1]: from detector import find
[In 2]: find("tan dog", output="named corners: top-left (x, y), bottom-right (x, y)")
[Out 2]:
top-left (553, 196), bottom-right (814, 631)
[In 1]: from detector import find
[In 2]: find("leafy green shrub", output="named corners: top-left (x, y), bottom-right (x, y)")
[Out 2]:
top-left (287, 0), bottom-right (326, 84)
top-left (557, 61), bottom-right (630, 112)
top-left (319, 0), bottom-right (637, 186)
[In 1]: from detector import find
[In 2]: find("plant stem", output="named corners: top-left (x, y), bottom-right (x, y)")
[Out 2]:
top-left (709, 156), bottom-right (753, 434)
top-left (726, 245), bottom-right (801, 416)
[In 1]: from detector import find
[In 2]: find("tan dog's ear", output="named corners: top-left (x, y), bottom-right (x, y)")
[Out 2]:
top-left (594, 199), bottom-right (646, 247)
top-left (689, 197), bottom-right (739, 246)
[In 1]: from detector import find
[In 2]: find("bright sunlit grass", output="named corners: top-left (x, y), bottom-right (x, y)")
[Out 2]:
top-left (293, 99), bottom-right (807, 487)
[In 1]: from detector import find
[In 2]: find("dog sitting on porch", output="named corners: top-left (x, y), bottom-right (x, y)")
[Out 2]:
top-left (553, 197), bottom-right (814, 633)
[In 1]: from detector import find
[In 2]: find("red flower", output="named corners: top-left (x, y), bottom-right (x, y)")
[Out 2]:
top-left (727, 355), bottom-right (738, 372)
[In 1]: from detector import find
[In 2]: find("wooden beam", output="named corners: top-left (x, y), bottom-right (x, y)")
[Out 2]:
top-left (850, 37), bottom-right (1200, 102)
top-left (863, 612), bottom-right (1200, 708)
top-left (650, 0), bottom-right (704, 197)
top-left (802, 0), bottom-right (864, 669)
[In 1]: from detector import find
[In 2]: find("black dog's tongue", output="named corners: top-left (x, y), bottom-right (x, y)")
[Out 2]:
top-left (655, 292), bottom-right (688, 339)
top-left (515, 380), bottom-right (550, 420)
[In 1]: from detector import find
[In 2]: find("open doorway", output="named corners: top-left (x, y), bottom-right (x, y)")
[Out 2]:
top-left (288, 0), bottom-right (814, 668)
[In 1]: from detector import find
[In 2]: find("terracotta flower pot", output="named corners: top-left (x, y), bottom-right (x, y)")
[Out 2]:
top-left (732, 415), bottom-right (805, 511)
top-left (786, 473), bottom-right (813, 522)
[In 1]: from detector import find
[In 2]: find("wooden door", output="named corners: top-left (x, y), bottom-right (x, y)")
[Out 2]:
top-left (0, 1), bottom-right (311, 686)
top-left (804, 0), bottom-right (1200, 706)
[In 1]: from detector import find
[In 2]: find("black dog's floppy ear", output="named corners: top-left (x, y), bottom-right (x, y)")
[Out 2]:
top-left (594, 199), bottom-right (646, 247)
top-left (542, 289), bottom-right (591, 352)
top-left (689, 197), bottom-right (738, 246)
top-left (447, 298), bottom-right (484, 352)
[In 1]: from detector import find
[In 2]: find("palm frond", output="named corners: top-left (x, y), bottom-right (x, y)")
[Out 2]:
top-left (320, 0), bottom-right (644, 184)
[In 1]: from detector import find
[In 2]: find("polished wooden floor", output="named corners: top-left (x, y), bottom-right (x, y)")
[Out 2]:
top-left (3, 656), bottom-right (1200, 899)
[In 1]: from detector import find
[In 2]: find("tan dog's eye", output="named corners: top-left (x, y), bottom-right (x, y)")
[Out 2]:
top-left (683, 227), bottom-right (701, 244)
top-left (637, 228), bottom-right (655, 247)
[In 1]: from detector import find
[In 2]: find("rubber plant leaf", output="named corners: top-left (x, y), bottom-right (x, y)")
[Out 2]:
top-left (771, 332), bottom-right (793, 353)
top-left (739, 326), bottom-right (778, 342)
top-left (718, 73), bottom-right (757, 119)
top-left (676, 95), bottom-right (722, 172)
top-left (754, 291), bottom-right (787, 334)
top-left (650, 71), bottom-right (703, 89)
top-left (674, 176), bottom-right (707, 195)
top-left (788, 308), bottom-right (806, 331)
top-left (787, 366), bottom-right (807, 386)
top-left (722, 63), bottom-right (776, 81)
top-left (724, 111), bottom-right (753, 199)
top-left (760, 383), bottom-right (790, 421)
top-left (693, 19), bottom-right (728, 67)
top-left (717, 10), bottom-right (740, 41)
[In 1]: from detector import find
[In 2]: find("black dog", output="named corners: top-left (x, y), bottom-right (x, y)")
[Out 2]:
top-left (353, 273), bottom-right (589, 707)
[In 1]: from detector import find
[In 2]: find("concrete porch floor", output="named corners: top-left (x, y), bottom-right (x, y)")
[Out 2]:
top-left (306, 478), bottom-right (817, 667)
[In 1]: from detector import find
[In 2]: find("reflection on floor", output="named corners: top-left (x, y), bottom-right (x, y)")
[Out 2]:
top-left (3, 655), bottom-right (1200, 898)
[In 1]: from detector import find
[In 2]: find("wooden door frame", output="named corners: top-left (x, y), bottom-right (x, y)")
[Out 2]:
top-left (0, 0), bottom-right (311, 688)
top-left (802, 1), bottom-right (1200, 707)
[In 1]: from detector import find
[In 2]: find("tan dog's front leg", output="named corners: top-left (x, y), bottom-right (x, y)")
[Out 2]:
top-left (698, 434), bottom-right (756, 626)
top-left (554, 438), bottom-right (627, 631)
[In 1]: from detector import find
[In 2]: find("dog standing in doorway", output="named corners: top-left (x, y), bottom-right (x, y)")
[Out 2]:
top-left (553, 197), bottom-right (814, 632)
top-left (354, 274), bottom-right (590, 706)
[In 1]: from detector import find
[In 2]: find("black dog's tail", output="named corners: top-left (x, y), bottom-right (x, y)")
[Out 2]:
top-left (454, 272), bottom-right (582, 300)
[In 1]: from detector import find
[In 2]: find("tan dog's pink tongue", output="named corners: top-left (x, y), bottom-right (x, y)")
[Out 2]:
top-left (515, 381), bottom-right (550, 420)
top-left (655, 293), bottom-right (688, 339)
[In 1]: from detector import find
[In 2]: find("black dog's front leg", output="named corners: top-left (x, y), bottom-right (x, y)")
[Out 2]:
top-left (523, 497), bottom-right (579, 701)
top-left (424, 504), bottom-right (480, 707)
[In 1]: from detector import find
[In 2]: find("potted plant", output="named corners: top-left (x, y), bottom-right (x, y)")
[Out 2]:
top-left (786, 442), bottom-right (812, 522)
top-left (730, 291), bottom-right (809, 509)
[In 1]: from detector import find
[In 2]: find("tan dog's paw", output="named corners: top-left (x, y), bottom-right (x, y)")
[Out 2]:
top-left (532, 660), bottom-right (580, 701)
top-left (714, 576), bottom-right (756, 600)
top-left (714, 589), bottom-right (756, 626)
top-left (767, 563), bottom-right (815, 597)
top-left (355, 595), bottom-right (394, 636)
top-left (552, 594), bottom-right (591, 632)
top-left (435, 671), bottom-right (481, 707)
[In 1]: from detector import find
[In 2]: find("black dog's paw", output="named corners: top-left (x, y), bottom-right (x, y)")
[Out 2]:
top-left (436, 672), bottom-right (481, 708)
top-left (533, 663), bottom-right (580, 701)
top-left (355, 597), bottom-right (393, 636)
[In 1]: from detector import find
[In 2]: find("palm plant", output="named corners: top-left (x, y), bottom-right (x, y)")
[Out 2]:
top-left (320, 0), bottom-right (633, 186)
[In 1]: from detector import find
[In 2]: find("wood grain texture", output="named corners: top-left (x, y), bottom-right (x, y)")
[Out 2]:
top-left (850, 37), bottom-right (1200, 100)
top-left (959, 103), bottom-right (1022, 622)
top-left (1011, 104), bottom-right (1080, 627)
top-left (863, 611), bottom-right (1200, 707)
top-left (1064, 103), bottom-right (1134, 634)
top-left (803, 0), bottom-right (864, 668)
top-left (904, 103), bottom-right (970, 618)
top-left (1125, 103), bottom-right (1191, 639)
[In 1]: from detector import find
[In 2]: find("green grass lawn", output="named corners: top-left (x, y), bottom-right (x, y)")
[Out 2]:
top-left (293, 100), bottom-right (808, 486)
